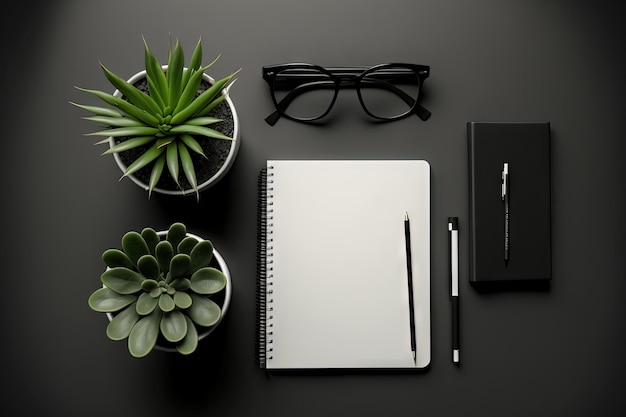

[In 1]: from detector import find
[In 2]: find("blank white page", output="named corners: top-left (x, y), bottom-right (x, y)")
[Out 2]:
top-left (265, 160), bottom-right (430, 369)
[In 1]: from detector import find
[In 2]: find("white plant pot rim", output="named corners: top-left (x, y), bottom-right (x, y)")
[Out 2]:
top-left (110, 66), bottom-right (241, 196)
top-left (106, 230), bottom-right (232, 352)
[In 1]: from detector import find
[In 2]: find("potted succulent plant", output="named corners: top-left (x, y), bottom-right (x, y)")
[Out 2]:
top-left (88, 222), bottom-right (232, 358)
top-left (71, 37), bottom-right (241, 199)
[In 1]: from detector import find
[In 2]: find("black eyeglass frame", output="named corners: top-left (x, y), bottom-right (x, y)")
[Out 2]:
top-left (262, 63), bottom-right (431, 126)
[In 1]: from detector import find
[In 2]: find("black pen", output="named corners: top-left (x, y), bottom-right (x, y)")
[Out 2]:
top-left (404, 212), bottom-right (417, 365)
top-left (448, 217), bottom-right (460, 364)
top-left (502, 163), bottom-right (510, 264)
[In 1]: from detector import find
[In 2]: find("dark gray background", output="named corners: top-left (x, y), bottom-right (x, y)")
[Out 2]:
top-left (2, 1), bottom-right (624, 416)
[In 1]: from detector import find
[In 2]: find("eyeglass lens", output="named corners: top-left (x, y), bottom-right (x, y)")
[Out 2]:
top-left (271, 65), bottom-right (421, 121)
top-left (272, 68), bottom-right (336, 121)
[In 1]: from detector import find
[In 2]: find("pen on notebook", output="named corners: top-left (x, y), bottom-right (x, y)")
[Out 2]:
top-left (501, 163), bottom-right (510, 265)
top-left (404, 212), bottom-right (417, 365)
top-left (448, 217), bottom-right (460, 364)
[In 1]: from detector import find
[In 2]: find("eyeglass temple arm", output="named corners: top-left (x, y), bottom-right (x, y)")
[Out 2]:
top-left (265, 80), bottom-right (337, 126)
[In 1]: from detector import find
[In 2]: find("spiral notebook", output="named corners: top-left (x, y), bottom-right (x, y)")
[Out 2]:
top-left (256, 160), bottom-right (431, 370)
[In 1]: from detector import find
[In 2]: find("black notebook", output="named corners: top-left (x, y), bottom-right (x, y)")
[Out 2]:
top-left (467, 122), bottom-right (552, 282)
top-left (256, 160), bottom-right (431, 370)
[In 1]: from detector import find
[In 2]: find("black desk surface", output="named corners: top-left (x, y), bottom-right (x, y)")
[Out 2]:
top-left (2, 1), bottom-right (624, 416)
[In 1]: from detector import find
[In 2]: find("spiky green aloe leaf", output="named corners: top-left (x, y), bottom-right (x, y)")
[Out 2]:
top-left (122, 142), bottom-right (166, 178)
top-left (169, 124), bottom-right (232, 140)
top-left (161, 310), bottom-right (187, 342)
top-left (176, 315), bottom-right (199, 355)
top-left (167, 40), bottom-right (184, 109)
top-left (88, 287), bottom-right (137, 312)
top-left (165, 141), bottom-right (179, 187)
top-left (188, 293), bottom-right (221, 327)
top-left (101, 267), bottom-right (145, 294)
top-left (100, 63), bottom-right (162, 116)
top-left (179, 133), bottom-right (206, 157)
top-left (106, 302), bottom-right (140, 340)
top-left (83, 115), bottom-right (145, 128)
top-left (178, 142), bottom-right (198, 196)
top-left (190, 267), bottom-right (227, 295)
top-left (148, 153), bottom-right (166, 197)
top-left (74, 87), bottom-right (160, 127)
top-left (128, 309), bottom-right (161, 358)
top-left (169, 72), bottom-right (235, 124)
top-left (184, 116), bottom-right (221, 126)
top-left (86, 126), bottom-right (160, 138)
top-left (102, 136), bottom-right (155, 155)
top-left (70, 101), bottom-right (123, 117)
top-left (143, 35), bottom-right (169, 107)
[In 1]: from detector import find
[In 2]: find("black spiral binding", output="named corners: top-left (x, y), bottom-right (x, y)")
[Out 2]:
top-left (255, 167), bottom-right (274, 368)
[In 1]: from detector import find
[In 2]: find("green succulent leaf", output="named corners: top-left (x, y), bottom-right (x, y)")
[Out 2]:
top-left (176, 315), bottom-right (199, 355)
top-left (141, 227), bottom-right (160, 255)
top-left (174, 67), bottom-right (204, 114)
top-left (102, 248), bottom-right (135, 269)
top-left (148, 153), bottom-right (166, 197)
top-left (189, 240), bottom-right (214, 273)
top-left (155, 240), bottom-right (174, 273)
top-left (122, 142), bottom-right (166, 178)
top-left (169, 253), bottom-right (191, 280)
top-left (188, 294), bottom-right (221, 327)
top-left (100, 63), bottom-right (163, 116)
top-left (197, 93), bottom-right (226, 117)
top-left (128, 310), bottom-right (161, 358)
top-left (167, 222), bottom-right (187, 251)
top-left (88, 287), bottom-right (137, 312)
top-left (150, 287), bottom-right (162, 298)
top-left (121, 231), bottom-right (150, 266)
top-left (173, 291), bottom-right (192, 309)
top-left (102, 136), bottom-right (156, 155)
top-left (170, 278), bottom-right (191, 291)
top-left (70, 101), bottom-right (123, 117)
top-left (161, 310), bottom-right (187, 342)
top-left (169, 73), bottom-right (233, 124)
top-left (190, 267), bottom-right (227, 294)
top-left (141, 279), bottom-right (159, 291)
top-left (136, 292), bottom-right (158, 315)
top-left (158, 293), bottom-right (175, 312)
top-left (106, 302), bottom-right (140, 340)
top-left (137, 254), bottom-right (160, 280)
top-left (101, 267), bottom-right (145, 294)
top-left (178, 236), bottom-right (198, 255)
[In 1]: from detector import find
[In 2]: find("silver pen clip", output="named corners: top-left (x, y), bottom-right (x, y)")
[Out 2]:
top-left (501, 163), bottom-right (509, 201)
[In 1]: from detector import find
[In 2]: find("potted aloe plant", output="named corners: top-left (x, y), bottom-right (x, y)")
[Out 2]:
top-left (88, 222), bottom-right (232, 357)
top-left (71, 37), bottom-right (241, 199)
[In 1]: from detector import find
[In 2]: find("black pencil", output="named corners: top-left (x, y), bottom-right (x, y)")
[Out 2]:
top-left (404, 212), bottom-right (417, 365)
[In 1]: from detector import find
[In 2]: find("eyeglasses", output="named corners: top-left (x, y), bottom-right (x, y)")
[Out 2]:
top-left (262, 63), bottom-right (431, 126)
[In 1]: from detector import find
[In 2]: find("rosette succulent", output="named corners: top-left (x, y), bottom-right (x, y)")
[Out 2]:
top-left (71, 36), bottom-right (240, 198)
top-left (88, 222), bottom-right (228, 358)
